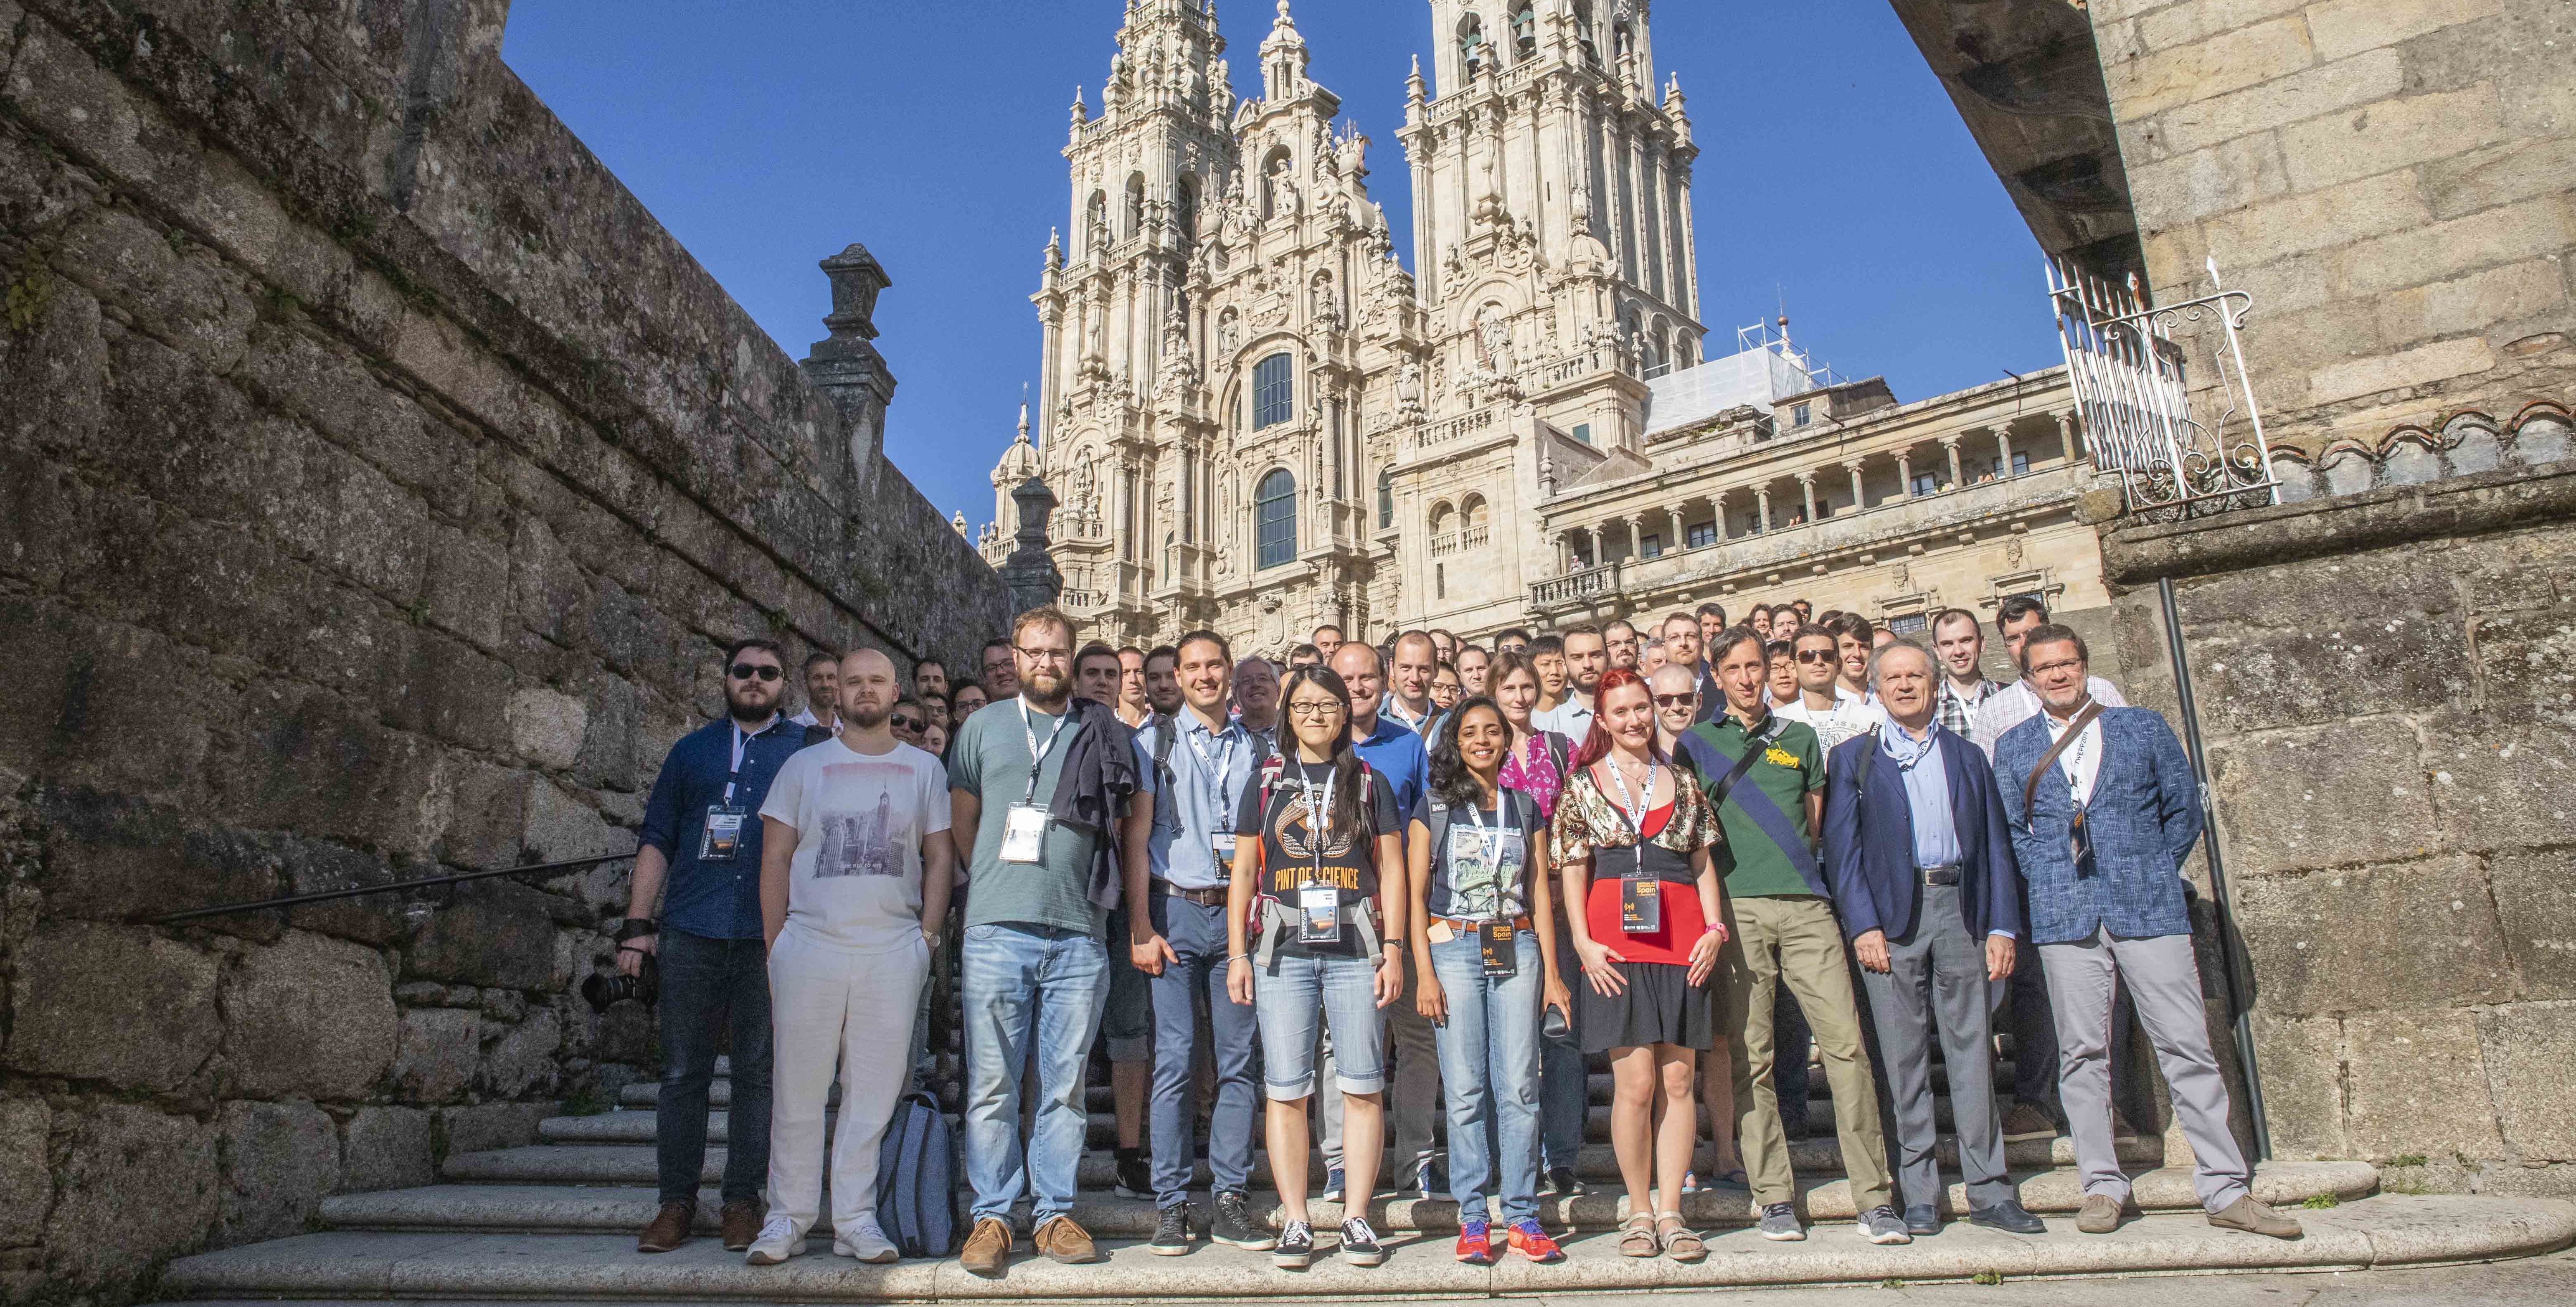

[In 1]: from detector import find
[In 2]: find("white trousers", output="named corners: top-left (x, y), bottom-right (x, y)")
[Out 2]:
top-left (763, 926), bottom-right (931, 1241)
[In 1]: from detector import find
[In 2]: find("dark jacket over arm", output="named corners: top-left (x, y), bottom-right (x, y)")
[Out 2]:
top-left (1046, 697), bottom-right (1140, 911)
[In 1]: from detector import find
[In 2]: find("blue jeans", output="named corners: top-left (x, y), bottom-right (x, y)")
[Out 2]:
top-left (656, 927), bottom-right (771, 1206)
top-left (1148, 891), bottom-right (1259, 1204)
top-left (961, 923), bottom-right (1108, 1224)
top-left (1254, 951), bottom-right (1386, 1099)
top-left (1539, 921), bottom-right (1586, 1172)
top-left (1430, 930), bottom-right (1543, 1223)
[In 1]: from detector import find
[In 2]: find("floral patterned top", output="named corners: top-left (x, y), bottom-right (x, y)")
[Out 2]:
top-left (1499, 729), bottom-right (1568, 822)
top-left (1549, 755), bottom-right (1721, 869)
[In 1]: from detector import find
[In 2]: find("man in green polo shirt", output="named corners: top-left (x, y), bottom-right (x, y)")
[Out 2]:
top-left (1678, 627), bottom-right (1900, 1244)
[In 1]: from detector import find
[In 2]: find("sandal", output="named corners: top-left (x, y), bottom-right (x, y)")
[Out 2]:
top-left (1617, 1212), bottom-right (1659, 1258)
top-left (1657, 1212), bottom-right (1706, 1262)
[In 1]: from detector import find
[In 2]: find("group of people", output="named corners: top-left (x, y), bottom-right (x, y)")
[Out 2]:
top-left (616, 594), bottom-right (2301, 1277)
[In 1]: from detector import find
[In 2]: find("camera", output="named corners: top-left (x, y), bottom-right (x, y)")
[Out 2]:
top-left (581, 953), bottom-right (659, 1011)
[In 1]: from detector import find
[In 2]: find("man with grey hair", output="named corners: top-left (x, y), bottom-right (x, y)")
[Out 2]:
top-left (1639, 636), bottom-right (1669, 677)
top-left (1823, 639), bottom-right (2039, 1238)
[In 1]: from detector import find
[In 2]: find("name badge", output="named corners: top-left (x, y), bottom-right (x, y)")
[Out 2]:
top-left (1213, 831), bottom-right (1237, 867)
top-left (1478, 919), bottom-right (1518, 978)
top-left (1620, 874), bottom-right (1662, 935)
top-left (2069, 803), bottom-right (2094, 873)
top-left (1001, 804), bottom-right (1049, 864)
top-left (699, 805), bottom-right (746, 862)
top-left (1298, 885), bottom-right (1341, 944)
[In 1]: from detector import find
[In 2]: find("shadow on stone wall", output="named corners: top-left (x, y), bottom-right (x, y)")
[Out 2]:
top-left (0, 0), bottom-right (1011, 1298)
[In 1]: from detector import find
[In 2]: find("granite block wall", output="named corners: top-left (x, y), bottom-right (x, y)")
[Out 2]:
top-left (0, 0), bottom-right (1009, 1298)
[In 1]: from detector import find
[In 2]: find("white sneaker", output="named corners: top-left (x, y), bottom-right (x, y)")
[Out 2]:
top-left (834, 1217), bottom-right (900, 1264)
top-left (745, 1214), bottom-right (805, 1265)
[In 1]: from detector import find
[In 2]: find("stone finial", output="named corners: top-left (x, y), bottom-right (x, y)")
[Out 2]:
top-left (1001, 476), bottom-right (1066, 613)
top-left (818, 243), bottom-right (891, 342)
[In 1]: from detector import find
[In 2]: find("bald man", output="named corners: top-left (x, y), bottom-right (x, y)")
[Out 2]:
top-left (750, 647), bottom-right (955, 1264)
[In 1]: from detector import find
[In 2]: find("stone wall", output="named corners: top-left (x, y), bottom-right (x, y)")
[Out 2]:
top-left (2098, 453), bottom-right (2576, 1199)
top-left (2088, 0), bottom-right (2575, 459)
top-left (0, 0), bottom-right (1010, 1298)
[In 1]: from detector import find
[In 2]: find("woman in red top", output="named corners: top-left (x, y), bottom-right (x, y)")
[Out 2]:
top-left (1553, 670), bottom-right (1726, 1261)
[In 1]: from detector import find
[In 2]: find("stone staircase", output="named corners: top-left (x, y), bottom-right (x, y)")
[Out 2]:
top-left (149, 1046), bottom-right (2576, 1300)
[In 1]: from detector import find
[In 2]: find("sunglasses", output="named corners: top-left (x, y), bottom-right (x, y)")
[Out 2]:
top-left (728, 663), bottom-right (783, 682)
top-left (892, 715), bottom-right (926, 731)
top-left (1652, 693), bottom-right (1697, 709)
top-left (1795, 650), bottom-right (1839, 665)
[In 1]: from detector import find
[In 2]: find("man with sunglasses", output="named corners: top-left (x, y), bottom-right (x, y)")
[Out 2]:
top-left (626, 638), bottom-right (807, 1255)
top-left (887, 698), bottom-right (930, 748)
top-left (1774, 627), bottom-right (1883, 755)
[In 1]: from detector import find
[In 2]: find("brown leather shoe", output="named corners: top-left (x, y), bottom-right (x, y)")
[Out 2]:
top-left (2209, 1196), bottom-right (2303, 1239)
top-left (2075, 1193), bottom-right (2123, 1234)
top-left (960, 1215), bottom-right (1013, 1277)
top-left (720, 1199), bottom-right (765, 1252)
top-left (1034, 1214), bottom-right (1101, 1264)
top-left (637, 1200), bottom-right (694, 1253)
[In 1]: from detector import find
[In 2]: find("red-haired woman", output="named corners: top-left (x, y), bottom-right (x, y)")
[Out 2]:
top-left (1552, 669), bottom-right (1728, 1260)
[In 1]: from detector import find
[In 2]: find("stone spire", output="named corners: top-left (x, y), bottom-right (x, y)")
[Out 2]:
top-left (1260, 0), bottom-right (1308, 101)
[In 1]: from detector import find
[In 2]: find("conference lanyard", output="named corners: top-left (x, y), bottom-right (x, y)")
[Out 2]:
top-left (1016, 698), bottom-right (1070, 806)
top-left (1604, 757), bottom-right (1658, 878)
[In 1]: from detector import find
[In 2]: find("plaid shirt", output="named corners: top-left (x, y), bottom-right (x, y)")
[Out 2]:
top-left (1937, 677), bottom-right (2001, 739)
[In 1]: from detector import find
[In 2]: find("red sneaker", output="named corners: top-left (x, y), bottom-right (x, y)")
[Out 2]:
top-left (1455, 1220), bottom-right (1494, 1264)
top-left (1507, 1218), bottom-right (1564, 1264)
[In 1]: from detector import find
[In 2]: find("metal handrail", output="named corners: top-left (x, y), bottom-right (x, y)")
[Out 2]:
top-left (144, 850), bottom-right (637, 926)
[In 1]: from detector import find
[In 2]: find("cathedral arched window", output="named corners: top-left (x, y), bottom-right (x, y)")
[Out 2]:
top-left (1510, 2), bottom-right (1537, 62)
top-left (1615, 21), bottom-right (1634, 64)
top-left (1253, 352), bottom-right (1294, 429)
top-left (1173, 175), bottom-right (1198, 249)
top-left (1125, 173), bottom-right (1148, 238)
top-left (1573, 1), bottom-right (1599, 64)
top-left (1256, 469), bottom-right (1297, 569)
top-left (1376, 466), bottom-right (1394, 530)
top-left (1084, 191), bottom-right (1108, 255)
top-left (1458, 14), bottom-right (1488, 78)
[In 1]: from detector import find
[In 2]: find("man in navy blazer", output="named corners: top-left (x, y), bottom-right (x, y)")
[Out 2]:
top-left (1823, 640), bottom-right (2041, 1237)
top-left (1994, 624), bottom-right (2298, 1241)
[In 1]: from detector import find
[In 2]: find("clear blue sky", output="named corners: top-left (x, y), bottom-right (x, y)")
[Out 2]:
top-left (501, 1), bottom-right (2061, 531)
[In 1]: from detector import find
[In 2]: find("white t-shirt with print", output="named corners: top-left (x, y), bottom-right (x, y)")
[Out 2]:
top-left (759, 738), bottom-right (951, 954)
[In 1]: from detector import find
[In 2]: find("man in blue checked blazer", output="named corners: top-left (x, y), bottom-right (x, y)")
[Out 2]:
top-left (1994, 624), bottom-right (2299, 1241)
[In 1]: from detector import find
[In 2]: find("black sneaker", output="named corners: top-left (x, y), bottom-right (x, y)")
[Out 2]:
top-left (1339, 1216), bottom-right (1385, 1267)
top-left (1148, 1204), bottom-right (1193, 1256)
top-left (1212, 1191), bottom-right (1275, 1251)
top-left (1541, 1165), bottom-right (1582, 1198)
top-left (1114, 1147), bottom-right (1153, 1200)
top-left (1274, 1219), bottom-right (1314, 1270)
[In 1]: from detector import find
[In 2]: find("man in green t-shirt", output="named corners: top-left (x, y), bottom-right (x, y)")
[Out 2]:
top-left (1678, 627), bottom-right (1903, 1245)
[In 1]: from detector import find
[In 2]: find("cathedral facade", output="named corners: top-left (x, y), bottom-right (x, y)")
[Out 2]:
top-left (983, 0), bottom-right (2110, 656)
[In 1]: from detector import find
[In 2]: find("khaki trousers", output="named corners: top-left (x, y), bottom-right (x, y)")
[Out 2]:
top-left (1720, 894), bottom-right (1894, 1212)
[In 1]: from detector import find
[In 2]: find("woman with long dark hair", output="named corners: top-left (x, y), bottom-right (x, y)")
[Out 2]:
top-left (1406, 697), bottom-right (1573, 1265)
top-left (1491, 652), bottom-right (1571, 822)
top-left (1553, 668), bottom-right (1727, 1260)
top-left (1226, 665), bottom-right (1406, 1270)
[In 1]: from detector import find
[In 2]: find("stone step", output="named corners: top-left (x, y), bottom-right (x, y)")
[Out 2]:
top-left (159, 1194), bottom-right (2576, 1302)
top-left (451, 1133), bottom-right (2166, 1190)
top-left (329, 1162), bottom-right (2374, 1238)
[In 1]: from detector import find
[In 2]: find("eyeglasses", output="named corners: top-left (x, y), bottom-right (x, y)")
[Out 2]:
top-left (1795, 650), bottom-right (1838, 664)
top-left (728, 663), bottom-right (782, 682)
top-left (1652, 694), bottom-right (1697, 709)
top-left (1285, 701), bottom-right (1345, 719)
top-left (1014, 645), bottom-right (1071, 664)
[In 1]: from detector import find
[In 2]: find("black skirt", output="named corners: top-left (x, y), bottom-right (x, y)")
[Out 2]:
top-left (1576, 957), bottom-right (1718, 1053)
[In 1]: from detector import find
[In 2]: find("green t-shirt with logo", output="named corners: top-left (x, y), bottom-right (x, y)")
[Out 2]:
top-left (1682, 715), bottom-right (1826, 900)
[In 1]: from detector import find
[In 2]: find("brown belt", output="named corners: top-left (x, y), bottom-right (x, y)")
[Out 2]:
top-left (1435, 914), bottom-right (1534, 935)
top-left (1154, 883), bottom-right (1229, 908)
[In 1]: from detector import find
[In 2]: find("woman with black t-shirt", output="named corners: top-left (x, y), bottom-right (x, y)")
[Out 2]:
top-left (1554, 669), bottom-right (1727, 1261)
top-left (1406, 697), bottom-right (1574, 1266)
top-left (1226, 666), bottom-right (1406, 1270)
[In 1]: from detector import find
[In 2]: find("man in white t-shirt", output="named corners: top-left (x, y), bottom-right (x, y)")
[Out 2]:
top-left (1773, 627), bottom-right (1885, 758)
top-left (746, 648), bottom-right (955, 1267)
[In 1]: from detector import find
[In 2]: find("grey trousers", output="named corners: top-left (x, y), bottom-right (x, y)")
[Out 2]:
top-left (1859, 884), bottom-right (2012, 1210)
top-left (2041, 927), bottom-right (2251, 1213)
top-left (1320, 999), bottom-right (1442, 1173)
